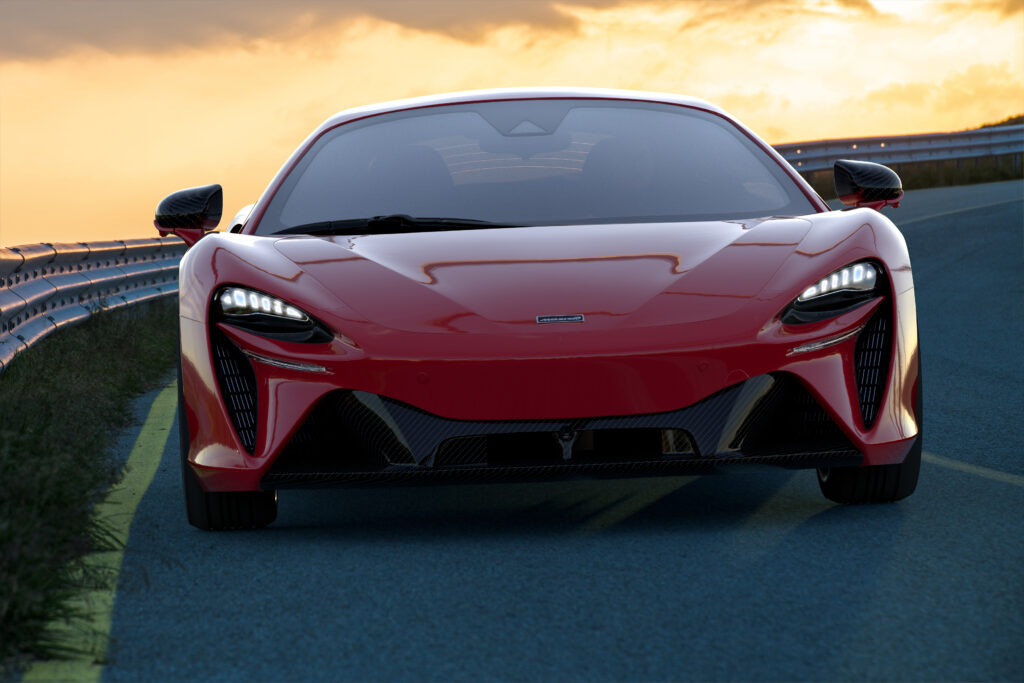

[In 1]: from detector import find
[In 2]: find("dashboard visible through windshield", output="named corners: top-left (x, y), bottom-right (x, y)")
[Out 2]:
top-left (255, 99), bottom-right (815, 235)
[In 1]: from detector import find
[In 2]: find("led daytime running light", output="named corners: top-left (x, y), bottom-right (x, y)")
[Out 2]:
top-left (241, 349), bottom-right (327, 373)
top-left (797, 263), bottom-right (877, 302)
top-left (787, 324), bottom-right (865, 356)
top-left (219, 287), bottom-right (307, 321)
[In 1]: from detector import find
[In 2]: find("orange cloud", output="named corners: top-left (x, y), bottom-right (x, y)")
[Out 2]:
top-left (939, 0), bottom-right (1024, 16)
top-left (0, 0), bottom-right (908, 60)
top-left (842, 63), bottom-right (1024, 136)
top-left (0, 0), bottom-right (1020, 246)
top-left (0, 0), bottom-right (628, 59)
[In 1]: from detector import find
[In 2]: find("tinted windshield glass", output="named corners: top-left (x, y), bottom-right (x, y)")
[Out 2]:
top-left (256, 99), bottom-right (815, 234)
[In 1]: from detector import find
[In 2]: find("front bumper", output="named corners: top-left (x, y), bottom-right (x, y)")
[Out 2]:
top-left (180, 287), bottom-right (919, 493)
top-left (259, 372), bottom-right (862, 489)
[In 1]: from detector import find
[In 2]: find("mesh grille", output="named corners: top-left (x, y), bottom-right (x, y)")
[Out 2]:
top-left (272, 392), bottom-right (405, 474)
top-left (211, 330), bottom-right (258, 453)
top-left (854, 305), bottom-right (892, 429)
top-left (793, 385), bottom-right (839, 438)
top-left (729, 374), bottom-right (851, 454)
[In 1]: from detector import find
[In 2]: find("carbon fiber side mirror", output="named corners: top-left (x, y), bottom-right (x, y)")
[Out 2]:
top-left (155, 184), bottom-right (223, 247)
top-left (834, 159), bottom-right (903, 210)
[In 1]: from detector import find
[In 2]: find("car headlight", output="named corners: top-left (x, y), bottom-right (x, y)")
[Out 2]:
top-left (797, 263), bottom-right (878, 302)
top-left (782, 262), bottom-right (882, 324)
top-left (215, 286), bottom-right (332, 343)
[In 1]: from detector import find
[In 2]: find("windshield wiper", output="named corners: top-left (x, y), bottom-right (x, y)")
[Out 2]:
top-left (273, 214), bottom-right (521, 236)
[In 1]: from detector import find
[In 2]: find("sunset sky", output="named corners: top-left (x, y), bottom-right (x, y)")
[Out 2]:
top-left (1, 0), bottom-right (1021, 247)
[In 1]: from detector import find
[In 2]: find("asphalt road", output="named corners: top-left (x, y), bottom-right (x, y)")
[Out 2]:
top-left (48, 181), bottom-right (1024, 681)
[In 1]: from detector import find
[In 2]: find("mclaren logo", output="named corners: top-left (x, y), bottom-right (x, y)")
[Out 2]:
top-left (536, 314), bottom-right (585, 324)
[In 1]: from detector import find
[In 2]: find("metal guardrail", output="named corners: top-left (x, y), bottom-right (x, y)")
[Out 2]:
top-left (0, 238), bottom-right (185, 373)
top-left (775, 124), bottom-right (1024, 172)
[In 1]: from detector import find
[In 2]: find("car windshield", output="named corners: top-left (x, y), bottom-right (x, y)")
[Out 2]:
top-left (255, 99), bottom-right (816, 235)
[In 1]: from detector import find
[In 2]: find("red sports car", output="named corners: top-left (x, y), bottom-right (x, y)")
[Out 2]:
top-left (156, 88), bottom-right (920, 530)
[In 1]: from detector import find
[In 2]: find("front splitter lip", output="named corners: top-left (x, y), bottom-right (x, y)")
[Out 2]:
top-left (260, 449), bottom-right (863, 489)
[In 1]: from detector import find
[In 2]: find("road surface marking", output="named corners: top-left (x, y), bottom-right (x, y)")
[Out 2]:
top-left (897, 197), bottom-right (1023, 226)
top-left (923, 451), bottom-right (1024, 488)
top-left (22, 381), bottom-right (178, 683)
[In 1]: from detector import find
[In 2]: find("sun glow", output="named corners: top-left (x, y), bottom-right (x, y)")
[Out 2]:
top-left (0, 0), bottom-right (1021, 247)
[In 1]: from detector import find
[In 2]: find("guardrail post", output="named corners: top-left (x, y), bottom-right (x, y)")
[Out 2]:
top-left (6, 243), bottom-right (59, 357)
top-left (0, 247), bottom-right (28, 372)
top-left (42, 242), bottom-right (95, 332)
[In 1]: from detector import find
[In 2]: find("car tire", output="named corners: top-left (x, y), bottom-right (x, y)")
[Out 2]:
top-left (816, 435), bottom-right (920, 503)
top-left (178, 355), bottom-right (277, 530)
top-left (817, 355), bottom-right (922, 504)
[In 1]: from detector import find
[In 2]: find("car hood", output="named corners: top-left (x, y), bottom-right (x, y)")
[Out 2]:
top-left (271, 218), bottom-right (818, 334)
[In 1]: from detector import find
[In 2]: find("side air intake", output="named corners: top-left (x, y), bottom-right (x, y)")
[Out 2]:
top-left (854, 305), bottom-right (892, 429)
top-left (211, 329), bottom-right (258, 453)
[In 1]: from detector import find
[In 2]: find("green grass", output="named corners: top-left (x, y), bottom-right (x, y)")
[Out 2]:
top-left (0, 298), bottom-right (178, 672)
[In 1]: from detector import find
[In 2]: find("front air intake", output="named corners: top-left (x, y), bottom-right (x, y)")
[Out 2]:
top-left (854, 305), bottom-right (892, 429)
top-left (211, 329), bottom-right (258, 453)
top-left (729, 374), bottom-right (852, 454)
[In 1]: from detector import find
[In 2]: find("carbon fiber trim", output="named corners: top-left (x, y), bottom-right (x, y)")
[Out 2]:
top-left (277, 391), bottom-right (409, 470)
top-left (262, 450), bottom-right (862, 489)
top-left (264, 373), bottom-right (858, 488)
top-left (371, 381), bottom-right (747, 465)
top-left (155, 184), bottom-right (222, 229)
top-left (731, 374), bottom-right (850, 453)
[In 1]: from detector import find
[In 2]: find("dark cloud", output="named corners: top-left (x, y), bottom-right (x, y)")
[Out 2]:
top-left (0, 0), bottom-right (941, 61)
top-left (0, 0), bottom-right (630, 60)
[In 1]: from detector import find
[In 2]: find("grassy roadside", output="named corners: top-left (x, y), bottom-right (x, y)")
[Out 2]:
top-left (0, 298), bottom-right (178, 673)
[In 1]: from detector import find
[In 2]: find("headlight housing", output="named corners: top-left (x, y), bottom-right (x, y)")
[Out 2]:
top-left (215, 286), bottom-right (332, 343)
top-left (782, 262), bottom-right (882, 324)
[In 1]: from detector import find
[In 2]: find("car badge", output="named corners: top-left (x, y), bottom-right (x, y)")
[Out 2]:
top-left (536, 314), bottom-right (585, 324)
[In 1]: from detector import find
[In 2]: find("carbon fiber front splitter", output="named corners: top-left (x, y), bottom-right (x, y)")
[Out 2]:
top-left (259, 372), bottom-right (863, 489)
top-left (261, 449), bottom-right (862, 489)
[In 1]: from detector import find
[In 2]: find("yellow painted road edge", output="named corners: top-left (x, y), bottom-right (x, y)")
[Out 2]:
top-left (22, 381), bottom-right (178, 683)
top-left (923, 451), bottom-right (1024, 488)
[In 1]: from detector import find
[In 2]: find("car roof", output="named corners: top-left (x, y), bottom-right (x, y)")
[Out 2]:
top-left (316, 87), bottom-right (728, 132)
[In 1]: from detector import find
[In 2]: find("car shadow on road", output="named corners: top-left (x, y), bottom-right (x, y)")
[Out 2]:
top-left (268, 468), bottom-right (906, 541)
